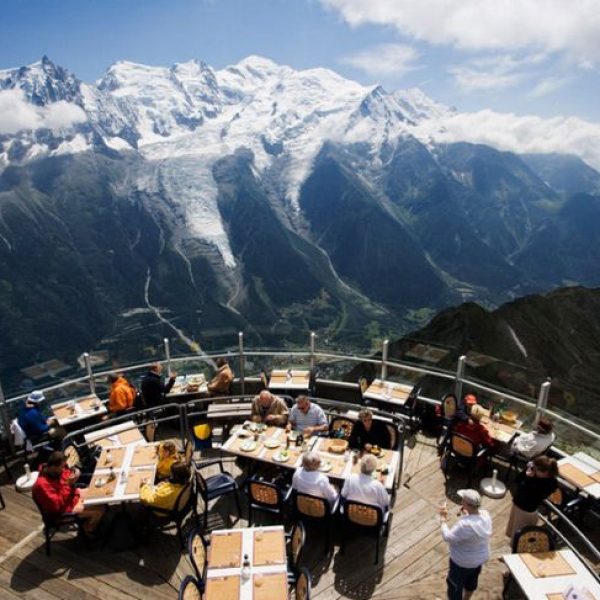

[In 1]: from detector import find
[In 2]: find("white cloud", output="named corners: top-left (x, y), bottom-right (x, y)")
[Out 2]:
top-left (528, 75), bottom-right (573, 98)
top-left (321, 0), bottom-right (600, 65)
top-left (340, 43), bottom-right (419, 77)
top-left (0, 89), bottom-right (86, 134)
top-left (413, 109), bottom-right (600, 170)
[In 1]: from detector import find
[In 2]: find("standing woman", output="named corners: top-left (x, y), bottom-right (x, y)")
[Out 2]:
top-left (506, 455), bottom-right (558, 541)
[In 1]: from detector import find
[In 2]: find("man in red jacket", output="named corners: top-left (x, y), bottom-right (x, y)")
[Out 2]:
top-left (454, 404), bottom-right (496, 450)
top-left (32, 451), bottom-right (104, 534)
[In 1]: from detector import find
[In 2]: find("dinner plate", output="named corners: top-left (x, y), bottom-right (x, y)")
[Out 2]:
top-left (240, 440), bottom-right (258, 452)
top-left (263, 438), bottom-right (280, 449)
top-left (272, 451), bottom-right (290, 463)
top-left (319, 461), bottom-right (333, 473)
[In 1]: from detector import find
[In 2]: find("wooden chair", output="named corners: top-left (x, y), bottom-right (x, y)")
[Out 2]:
top-left (195, 459), bottom-right (241, 529)
top-left (286, 521), bottom-right (306, 584)
top-left (151, 482), bottom-right (196, 548)
top-left (178, 575), bottom-right (203, 600)
top-left (187, 528), bottom-right (208, 587)
top-left (32, 495), bottom-right (86, 556)
top-left (183, 439), bottom-right (194, 466)
top-left (340, 500), bottom-right (390, 564)
top-left (292, 491), bottom-right (339, 553)
top-left (358, 377), bottom-right (369, 401)
top-left (295, 566), bottom-right (312, 600)
top-left (144, 420), bottom-right (157, 443)
top-left (512, 525), bottom-right (555, 553)
top-left (545, 485), bottom-right (587, 523)
top-left (329, 417), bottom-right (355, 441)
top-left (246, 477), bottom-right (291, 525)
top-left (442, 433), bottom-right (488, 487)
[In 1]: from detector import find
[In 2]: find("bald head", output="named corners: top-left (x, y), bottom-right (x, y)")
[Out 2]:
top-left (259, 390), bottom-right (273, 408)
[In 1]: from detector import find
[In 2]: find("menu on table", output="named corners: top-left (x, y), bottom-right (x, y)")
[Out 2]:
top-left (208, 531), bottom-right (243, 568)
top-left (205, 575), bottom-right (240, 600)
top-left (253, 530), bottom-right (286, 566)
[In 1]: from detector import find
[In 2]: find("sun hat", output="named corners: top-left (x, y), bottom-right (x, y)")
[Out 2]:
top-left (27, 390), bottom-right (45, 404)
top-left (457, 489), bottom-right (482, 507)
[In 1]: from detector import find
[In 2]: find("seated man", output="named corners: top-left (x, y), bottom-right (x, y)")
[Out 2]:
top-left (453, 404), bottom-right (495, 450)
top-left (207, 358), bottom-right (234, 396)
top-left (251, 390), bottom-right (288, 426)
top-left (140, 461), bottom-right (190, 511)
top-left (511, 418), bottom-right (555, 459)
top-left (107, 373), bottom-right (136, 414)
top-left (32, 450), bottom-right (105, 534)
top-left (341, 454), bottom-right (388, 511)
top-left (287, 395), bottom-right (328, 437)
top-left (348, 409), bottom-right (391, 451)
top-left (141, 363), bottom-right (176, 409)
top-left (18, 391), bottom-right (65, 446)
top-left (292, 451), bottom-right (338, 508)
top-left (156, 441), bottom-right (182, 480)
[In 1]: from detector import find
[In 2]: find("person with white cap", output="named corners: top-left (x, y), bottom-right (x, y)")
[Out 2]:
top-left (17, 390), bottom-right (65, 446)
top-left (438, 489), bottom-right (492, 600)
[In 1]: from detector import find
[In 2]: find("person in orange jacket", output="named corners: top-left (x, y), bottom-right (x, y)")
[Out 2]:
top-left (108, 373), bottom-right (137, 414)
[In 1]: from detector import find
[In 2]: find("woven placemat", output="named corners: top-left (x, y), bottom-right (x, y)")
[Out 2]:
top-left (208, 532), bottom-right (243, 568)
top-left (253, 530), bottom-right (285, 566)
top-left (521, 552), bottom-right (576, 578)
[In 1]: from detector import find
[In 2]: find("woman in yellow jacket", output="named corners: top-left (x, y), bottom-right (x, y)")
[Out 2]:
top-left (156, 441), bottom-right (182, 480)
top-left (140, 461), bottom-right (191, 511)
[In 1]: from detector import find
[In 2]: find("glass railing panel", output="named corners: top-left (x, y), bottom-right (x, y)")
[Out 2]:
top-left (544, 379), bottom-right (600, 431)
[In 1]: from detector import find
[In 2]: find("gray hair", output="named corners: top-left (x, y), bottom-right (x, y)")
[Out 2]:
top-left (360, 454), bottom-right (377, 475)
top-left (301, 451), bottom-right (321, 471)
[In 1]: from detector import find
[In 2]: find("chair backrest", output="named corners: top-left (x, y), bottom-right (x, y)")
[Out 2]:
top-left (248, 480), bottom-right (282, 508)
top-left (195, 470), bottom-right (208, 501)
top-left (174, 483), bottom-right (193, 515)
top-left (260, 370), bottom-right (268, 389)
top-left (64, 444), bottom-right (81, 469)
top-left (290, 521), bottom-right (306, 567)
top-left (184, 439), bottom-right (193, 465)
top-left (188, 529), bottom-right (207, 582)
top-left (344, 501), bottom-right (383, 528)
top-left (451, 433), bottom-right (475, 458)
top-left (512, 525), bottom-right (555, 553)
top-left (329, 417), bottom-right (355, 441)
top-left (145, 421), bottom-right (157, 443)
top-left (443, 395), bottom-right (457, 419)
top-left (385, 423), bottom-right (397, 450)
top-left (295, 566), bottom-right (312, 600)
top-left (295, 492), bottom-right (328, 519)
top-left (179, 575), bottom-right (203, 600)
top-left (548, 487), bottom-right (563, 508)
top-left (358, 377), bottom-right (369, 395)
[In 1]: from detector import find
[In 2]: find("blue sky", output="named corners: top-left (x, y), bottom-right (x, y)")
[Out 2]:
top-left (1, 0), bottom-right (599, 122)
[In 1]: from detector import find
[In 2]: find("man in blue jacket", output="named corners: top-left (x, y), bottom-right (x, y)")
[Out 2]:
top-left (18, 391), bottom-right (65, 446)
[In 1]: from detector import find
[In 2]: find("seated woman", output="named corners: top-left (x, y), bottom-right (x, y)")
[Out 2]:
top-left (32, 450), bottom-right (105, 534)
top-left (291, 451), bottom-right (338, 509)
top-left (156, 441), bottom-right (181, 480)
top-left (140, 461), bottom-right (191, 511)
top-left (348, 409), bottom-right (391, 451)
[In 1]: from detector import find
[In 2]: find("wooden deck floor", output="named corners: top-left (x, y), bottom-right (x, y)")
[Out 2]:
top-left (0, 435), bottom-right (527, 599)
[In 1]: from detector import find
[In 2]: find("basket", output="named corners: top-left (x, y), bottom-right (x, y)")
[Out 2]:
top-left (327, 439), bottom-right (348, 454)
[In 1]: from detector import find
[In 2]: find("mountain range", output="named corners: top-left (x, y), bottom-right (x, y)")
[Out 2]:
top-left (1, 55), bottom-right (600, 390)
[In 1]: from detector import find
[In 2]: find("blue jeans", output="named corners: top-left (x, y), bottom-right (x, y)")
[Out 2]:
top-left (447, 559), bottom-right (481, 600)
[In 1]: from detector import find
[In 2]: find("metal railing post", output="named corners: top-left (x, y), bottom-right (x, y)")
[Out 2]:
top-left (536, 379), bottom-right (551, 420)
top-left (0, 378), bottom-right (14, 453)
top-left (381, 339), bottom-right (389, 380)
top-left (238, 332), bottom-right (245, 395)
top-left (163, 338), bottom-right (171, 374)
top-left (83, 352), bottom-right (96, 395)
top-left (455, 355), bottom-right (466, 400)
top-left (309, 331), bottom-right (316, 370)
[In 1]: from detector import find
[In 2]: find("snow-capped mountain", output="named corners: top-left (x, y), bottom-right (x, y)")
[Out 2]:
top-left (1, 55), bottom-right (600, 381)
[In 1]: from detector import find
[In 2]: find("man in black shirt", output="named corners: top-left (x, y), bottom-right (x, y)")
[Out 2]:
top-left (140, 363), bottom-right (176, 408)
top-left (348, 409), bottom-right (391, 450)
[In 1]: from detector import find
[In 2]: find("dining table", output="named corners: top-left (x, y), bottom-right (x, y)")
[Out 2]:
top-left (166, 374), bottom-right (209, 400)
top-left (52, 394), bottom-right (107, 427)
top-left (268, 369), bottom-right (310, 392)
top-left (362, 379), bottom-right (414, 408)
top-left (503, 549), bottom-right (600, 599)
top-left (558, 452), bottom-right (600, 500)
top-left (204, 525), bottom-right (288, 600)
top-left (84, 420), bottom-right (146, 448)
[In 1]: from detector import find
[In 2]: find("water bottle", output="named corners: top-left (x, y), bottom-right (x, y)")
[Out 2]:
top-left (241, 554), bottom-right (251, 581)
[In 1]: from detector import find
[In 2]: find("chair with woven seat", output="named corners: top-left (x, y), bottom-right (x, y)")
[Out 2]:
top-left (151, 481), bottom-right (196, 548)
top-left (545, 485), bottom-right (587, 524)
top-left (179, 575), bottom-right (203, 600)
top-left (437, 393), bottom-right (458, 450)
top-left (246, 477), bottom-right (291, 525)
top-left (292, 491), bottom-right (339, 553)
top-left (329, 417), bottom-right (355, 441)
top-left (443, 433), bottom-right (489, 487)
top-left (187, 528), bottom-right (208, 587)
top-left (340, 500), bottom-right (390, 564)
top-left (33, 495), bottom-right (87, 556)
top-left (295, 566), bottom-right (312, 600)
top-left (183, 439), bottom-right (194, 466)
top-left (512, 525), bottom-right (555, 553)
top-left (286, 521), bottom-right (306, 584)
top-left (195, 459), bottom-right (241, 529)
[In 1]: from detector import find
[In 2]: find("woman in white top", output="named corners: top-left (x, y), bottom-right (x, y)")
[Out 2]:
top-left (292, 451), bottom-right (338, 508)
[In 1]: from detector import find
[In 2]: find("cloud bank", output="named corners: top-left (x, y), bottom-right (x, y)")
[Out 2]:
top-left (0, 89), bottom-right (87, 134)
top-left (340, 43), bottom-right (419, 77)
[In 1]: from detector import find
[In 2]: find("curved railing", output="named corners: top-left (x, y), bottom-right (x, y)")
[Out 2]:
top-left (2, 332), bottom-right (599, 457)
